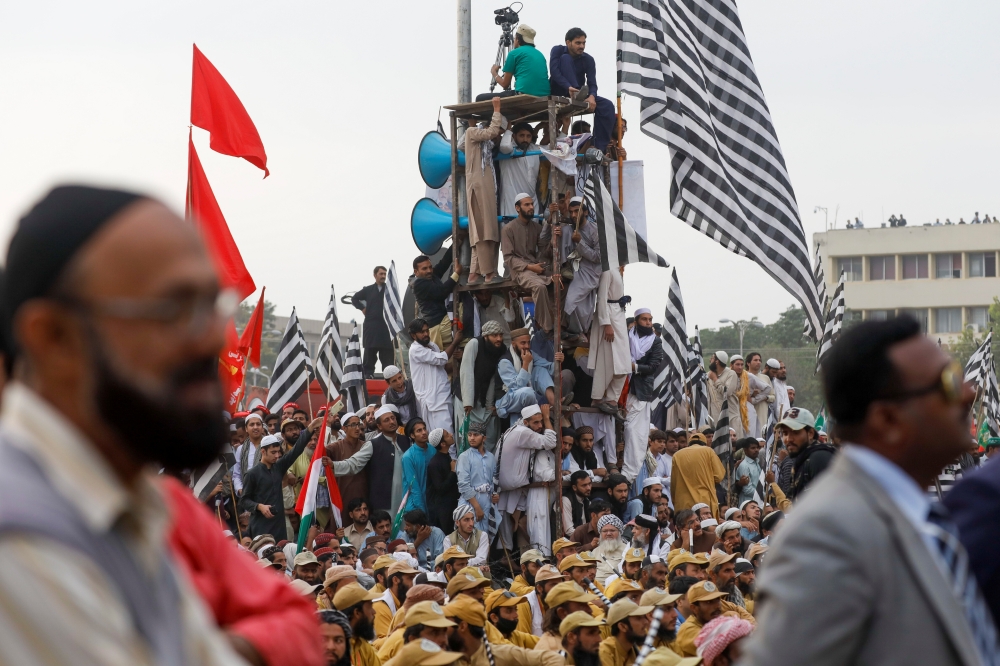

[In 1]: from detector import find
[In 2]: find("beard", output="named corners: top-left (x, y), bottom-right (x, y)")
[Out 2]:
top-left (494, 616), bottom-right (519, 636)
top-left (657, 624), bottom-right (676, 643)
top-left (719, 579), bottom-right (736, 594)
top-left (353, 617), bottom-right (375, 642)
top-left (632, 532), bottom-right (648, 547)
top-left (415, 337), bottom-right (431, 347)
top-left (738, 581), bottom-right (755, 596)
top-left (396, 582), bottom-right (411, 603)
top-left (572, 646), bottom-right (600, 666)
top-left (627, 628), bottom-right (646, 646)
top-left (523, 569), bottom-right (536, 586)
top-left (330, 647), bottom-right (352, 666)
top-left (447, 630), bottom-right (465, 652)
top-left (90, 327), bottom-right (225, 471)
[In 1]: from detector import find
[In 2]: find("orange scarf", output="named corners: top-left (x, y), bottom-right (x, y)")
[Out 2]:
top-left (735, 370), bottom-right (750, 432)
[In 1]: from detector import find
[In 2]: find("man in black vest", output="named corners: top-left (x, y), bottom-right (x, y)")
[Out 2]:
top-left (351, 265), bottom-right (394, 377)
top-left (367, 405), bottom-right (410, 515)
top-left (562, 470), bottom-right (593, 536)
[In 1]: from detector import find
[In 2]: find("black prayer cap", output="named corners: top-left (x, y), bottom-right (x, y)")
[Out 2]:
top-left (5, 185), bottom-right (144, 329)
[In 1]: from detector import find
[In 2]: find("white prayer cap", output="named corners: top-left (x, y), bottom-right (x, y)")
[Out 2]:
top-left (374, 405), bottom-right (395, 421)
top-left (714, 350), bottom-right (729, 365)
top-left (634, 307), bottom-right (651, 317)
top-left (691, 503), bottom-right (709, 513)
top-left (716, 520), bottom-right (743, 538)
top-left (724, 507), bottom-right (740, 521)
top-left (786, 386), bottom-right (796, 392)
top-left (730, 354), bottom-right (744, 363)
top-left (244, 412), bottom-right (264, 425)
top-left (700, 518), bottom-right (718, 529)
top-left (428, 428), bottom-right (445, 447)
top-left (521, 404), bottom-right (542, 419)
top-left (514, 192), bottom-right (533, 204)
top-left (739, 499), bottom-right (758, 510)
top-left (383, 365), bottom-right (402, 379)
top-left (765, 358), bottom-right (780, 369)
top-left (569, 196), bottom-right (583, 204)
top-left (229, 423), bottom-right (237, 432)
top-left (261, 434), bottom-right (283, 447)
top-left (756, 438), bottom-right (765, 443)
top-left (641, 476), bottom-right (662, 489)
top-left (671, 427), bottom-right (685, 434)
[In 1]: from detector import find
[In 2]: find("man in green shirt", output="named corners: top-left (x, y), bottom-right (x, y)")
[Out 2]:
top-left (478, 24), bottom-right (550, 100)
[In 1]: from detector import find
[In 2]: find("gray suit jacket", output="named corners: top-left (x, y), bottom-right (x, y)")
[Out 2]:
top-left (739, 453), bottom-right (981, 666)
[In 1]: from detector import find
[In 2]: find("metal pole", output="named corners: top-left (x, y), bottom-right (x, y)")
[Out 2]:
top-left (457, 0), bottom-right (472, 104)
top-left (549, 97), bottom-right (564, 543)
top-left (450, 112), bottom-right (461, 341)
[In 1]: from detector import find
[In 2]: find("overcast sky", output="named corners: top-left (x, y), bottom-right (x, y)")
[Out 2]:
top-left (1, 0), bottom-right (998, 333)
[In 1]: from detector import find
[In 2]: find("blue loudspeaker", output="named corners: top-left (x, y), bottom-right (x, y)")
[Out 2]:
top-left (410, 198), bottom-right (469, 255)
top-left (418, 131), bottom-right (466, 189)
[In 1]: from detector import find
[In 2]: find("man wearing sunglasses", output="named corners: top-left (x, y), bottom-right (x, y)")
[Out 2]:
top-left (743, 316), bottom-right (989, 666)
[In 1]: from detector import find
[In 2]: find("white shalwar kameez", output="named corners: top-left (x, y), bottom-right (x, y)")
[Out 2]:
top-left (498, 133), bottom-right (540, 216)
top-left (409, 341), bottom-right (454, 434)
top-left (526, 444), bottom-right (557, 555)
top-left (496, 422), bottom-right (557, 551)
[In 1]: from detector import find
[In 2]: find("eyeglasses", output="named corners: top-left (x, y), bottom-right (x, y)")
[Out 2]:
top-left (56, 288), bottom-right (239, 337)
top-left (880, 360), bottom-right (966, 405)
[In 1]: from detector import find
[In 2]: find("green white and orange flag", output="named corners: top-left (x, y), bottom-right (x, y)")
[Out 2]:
top-left (294, 409), bottom-right (343, 553)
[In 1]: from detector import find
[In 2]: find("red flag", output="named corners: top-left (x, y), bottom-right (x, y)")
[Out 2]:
top-left (186, 133), bottom-right (256, 302)
top-left (191, 44), bottom-right (269, 176)
top-left (219, 319), bottom-right (247, 413)
top-left (238, 287), bottom-right (266, 368)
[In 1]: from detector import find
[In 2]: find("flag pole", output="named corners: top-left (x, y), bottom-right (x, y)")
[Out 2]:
top-left (229, 481), bottom-right (243, 542)
top-left (616, 95), bottom-right (624, 209)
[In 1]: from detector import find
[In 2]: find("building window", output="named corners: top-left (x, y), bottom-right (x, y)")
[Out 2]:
top-left (899, 308), bottom-right (929, 333)
top-left (901, 254), bottom-right (928, 279)
top-left (844, 310), bottom-right (863, 326)
top-left (969, 252), bottom-right (997, 278)
top-left (836, 256), bottom-right (863, 282)
top-left (868, 256), bottom-right (896, 280)
top-left (968, 307), bottom-right (990, 331)
top-left (934, 308), bottom-right (963, 334)
top-left (868, 310), bottom-right (892, 322)
top-left (935, 253), bottom-right (962, 279)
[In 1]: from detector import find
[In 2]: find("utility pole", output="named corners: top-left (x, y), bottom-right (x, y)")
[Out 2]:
top-left (457, 0), bottom-right (471, 104)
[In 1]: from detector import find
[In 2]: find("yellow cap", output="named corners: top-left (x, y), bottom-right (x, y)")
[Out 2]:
top-left (519, 549), bottom-right (545, 564)
top-left (667, 550), bottom-right (708, 570)
top-left (404, 601), bottom-right (456, 628)
top-left (439, 546), bottom-right (473, 564)
top-left (324, 565), bottom-right (359, 587)
top-left (332, 583), bottom-right (380, 610)
top-left (485, 588), bottom-right (527, 615)
top-left (707, 550), bottom-right (737, 571)
top-left (604, 577), bottom-right (643, 599)
top-left (558, 610), bottom-right (606, 636)
top-left (558, 554), bottom-right (589, 572)
top-left (444, 594), bottom-right (487, 627)
top-left (687, 580), bottom-right (727, 604)
top-left (623, 547), bottom-right (646, 563)
top-left (545, 581), bottom-right (596, 608)
top-left (384, 639), bottom-right (464, 666)
top-left (534, 564), bottom-right (564, 583)
top-left (446, 571), bottom-right (490, 598)
top-left (388, 560), bottom-right (420, 576)
top-left (373, 554), bottom-right (396, 571)
top-left (578, 551), bottom-right (601, 563)
top-left (605, 599), bottom-right (655, 626)
top-left (639, 587), bottom-right (682, 607)
top-left (552, 537), bottom-right (580, 554)
top-left (640, 647), bottom-right (703, 666)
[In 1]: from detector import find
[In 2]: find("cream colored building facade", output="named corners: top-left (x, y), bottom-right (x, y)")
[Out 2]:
top-left (813, 224), bottom-right (1000, 342)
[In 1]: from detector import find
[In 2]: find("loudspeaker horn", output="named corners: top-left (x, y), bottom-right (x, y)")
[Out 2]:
top-left (418, 131), bottom-right (466, 189)
top-left (410, 198), bottom-right (469, 255)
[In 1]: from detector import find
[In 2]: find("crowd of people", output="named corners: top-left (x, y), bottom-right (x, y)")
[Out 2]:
top-left (845, 211), bottom-right (999, 229)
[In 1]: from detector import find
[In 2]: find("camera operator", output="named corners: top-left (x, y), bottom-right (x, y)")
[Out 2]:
top-left (549, 27), bottom-right (616, 151)
top-left (477, 24), bottom-right (550, 101)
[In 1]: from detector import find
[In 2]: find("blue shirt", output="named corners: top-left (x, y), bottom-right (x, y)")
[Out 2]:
top-left (405, 525), bottom-right (445, 569)
top-left (548, 45), bottom-right (599, 97)
top-left (401, 442), bottom-right (437, 512)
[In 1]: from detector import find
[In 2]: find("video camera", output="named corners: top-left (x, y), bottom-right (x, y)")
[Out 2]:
top-left (493, 4), bottom-right (520, 28)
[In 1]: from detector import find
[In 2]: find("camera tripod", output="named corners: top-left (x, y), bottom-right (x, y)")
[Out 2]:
top-left (489, 21), bottom-right (516, 92)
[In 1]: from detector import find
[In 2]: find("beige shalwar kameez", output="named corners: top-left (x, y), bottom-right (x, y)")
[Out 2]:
top-left (463, 112), bottom-right (504, 278)
top-left (588, 270), bottom-right (630, 402)
top-left (501, 217), bottom-right (554, 332)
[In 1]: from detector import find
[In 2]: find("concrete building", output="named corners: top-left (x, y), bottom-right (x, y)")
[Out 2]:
top-left (813, 223), bottom-right (1000, 342)
top-left (273, 314), bottom-right (354, 360)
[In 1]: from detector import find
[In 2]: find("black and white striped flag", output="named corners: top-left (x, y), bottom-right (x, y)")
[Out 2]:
top-left (519, 298), bottom-right (537, 338)
top-left (815, 271), bottom-right (846, 371)
top-left (266, 308), bottom-right (312, 413)
top-left (965, 332), bottom-right (999, 439)
top-left (687, 326), bottom-right (710, 428)
top-left (712, 392), bottom-right (731, 467)
top-left (582, 171), bottom-right (669, 272)
top-left (617, 0), bottom-right (824, 336)
top-left (651, 268), bottom-right (689, 426)
top-left (650, 365), bottom-right (683, 430)
top-left (315, 285), bottom-right (344, 400)
top-left (804, 245), bottom-right (828, 340)
top-left (343, 322), bottom-right (368, 414)
top-left (190, 444), bottom-right (237, 503)
top-left (964, 332), bottom-right (993, 385)
top-left (383, 261), bottom-right (406, 338)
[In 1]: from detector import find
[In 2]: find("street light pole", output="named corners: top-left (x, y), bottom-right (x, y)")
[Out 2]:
top-left (719, 318), bottom-right (764, 357)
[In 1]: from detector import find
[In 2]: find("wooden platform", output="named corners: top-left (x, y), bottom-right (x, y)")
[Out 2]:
top-left (445, 94), bottom-right (589, 124)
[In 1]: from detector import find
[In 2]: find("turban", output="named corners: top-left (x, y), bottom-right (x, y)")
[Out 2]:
top-left (383, 365), bottom-right (402, 379)
top-left (319, 610), bottom-right (353, 640)
top-left (715, 521), bottom-right (742, 538)
top-left (401, 584), bottom-right (446, 611)
top-left (597, 514), bottom-right (624, 536)
top-left (694, 615), bottom-right (754, 666)
top-left (786, 385), bottom-right (795, 392)
top-left (453, 503), bottom-right (475, 523)
top-left (5, 185), bottom-right (144, 325)
top-left (428, 428), bottom-right (444, 447)
top-left (481, 320), bottom-right (503, 336)
top-left (521, 404), bottom-right (541, 419)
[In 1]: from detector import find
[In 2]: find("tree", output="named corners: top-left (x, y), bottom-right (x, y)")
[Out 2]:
top-left (945, 296), bottom-right (1000, 369)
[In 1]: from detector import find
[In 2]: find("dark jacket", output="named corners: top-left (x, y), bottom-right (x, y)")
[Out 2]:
top-left (425, 450), bottom-right (460, 533)
top-left (239, 428), bottom-right (311, 539)
top-left (351, 283), bottom-right (392, 347)
top-left (944, 458), bottom-right (1000, 625)
top-left (548, 44), bottom-right (598, 98)
top-left (629, 336), bottom-right (665, 402)
top-left (788, 441), bottom-right (836, 500)
top-left (412, 247), bottom-right (455, 327)
top-left (367, 433), bottom-right (411, 513)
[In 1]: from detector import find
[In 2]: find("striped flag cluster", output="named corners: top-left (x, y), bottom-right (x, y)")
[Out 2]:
top-left (804, 245), bottom-right (828, 340)
top-left (383, 261), bottom-right (406, 338)
top-left (190, 443), bottom-right (237, 503)
top-left (754, 406), bottom-right (778, 505)
top-left (315, 286), bottom-right (344, 400)
top-left (965, 332), bottom-right (1000, 439)
top-left (266, 307), bottom-right (312, 413)
top-left (686, 326), bottom-right (709, 427)
top-left (342, 322), bottom-right (368, 414)
top-left (617, 0), bottom-right (824, 336)
top-left (712, 392), bottom-right (731, 467)
top-left (651, 269), bottom-right (689, 425)
top-left (815, 271), bottom-right (846, 371)
top-left (582, 171), bottom-right (669, 272)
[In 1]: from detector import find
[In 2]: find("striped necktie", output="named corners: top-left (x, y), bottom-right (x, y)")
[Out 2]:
top-left (926, 502), bottom-right (1000, 665)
